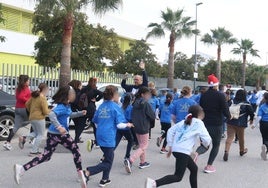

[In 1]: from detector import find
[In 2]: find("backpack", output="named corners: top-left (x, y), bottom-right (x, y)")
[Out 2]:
top-left (78, 92), bottom-right (89, 110)
top-left (229, 102), bottom-right (249, 119)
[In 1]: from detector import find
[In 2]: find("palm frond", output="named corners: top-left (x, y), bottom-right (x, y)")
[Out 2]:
top-left (201, 33), bottom-right (214, 45)
top-left (146, 25), bottom-right (165, 39)
top-left (91, 0), bottom-right (122, 15)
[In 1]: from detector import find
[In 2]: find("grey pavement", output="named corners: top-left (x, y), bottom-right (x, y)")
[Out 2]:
top-left (0, 122), bottom-right (268, 188)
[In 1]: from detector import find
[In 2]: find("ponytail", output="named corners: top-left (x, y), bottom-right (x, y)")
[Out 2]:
top-left (184, 113), bottom-right (193, 125)
top-left (264, 92), bottom-right (268, 105)
top-left (31, 83), bottom-right (48, 98)
top-left (184, 105), bottom-right (204, 125)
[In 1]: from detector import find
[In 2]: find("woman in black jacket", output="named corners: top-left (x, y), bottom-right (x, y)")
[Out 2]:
top-left (81, 77), bottom-right (103, 147)
top-left (223, 89), bottom-right (254, 161)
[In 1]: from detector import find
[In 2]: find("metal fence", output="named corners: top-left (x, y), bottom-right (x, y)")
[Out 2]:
top-left (0, 63), bottom-right (255, 96)
top-left (0, 63), bottom-right (132, 96)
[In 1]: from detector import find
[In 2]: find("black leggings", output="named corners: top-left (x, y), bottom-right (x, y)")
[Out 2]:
top-left (131, 127), bottom-right (138, 145)
top-left (205, 126), bottom-right (222, 165)
top-left (160, 122), bottom-right (171, 148)
top-left (23, 133), bottom-right (82, 171)
top-left (155, 152), bottom-right (198, 188)
top-left (260, 121), bottom-right (268, 151)
top-left (73, 117), bottom-right (86, 143)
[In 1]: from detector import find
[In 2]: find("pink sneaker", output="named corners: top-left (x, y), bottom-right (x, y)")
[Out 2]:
top-left (204, 165), bottom-right (216, 173)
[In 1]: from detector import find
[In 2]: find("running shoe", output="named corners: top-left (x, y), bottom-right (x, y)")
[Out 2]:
top-left (261, 144), bottom-right (267, 161)
top-left (14, 164), bottom-right (24, 185)
top-left (156, 137), bottom-right (162, 147)
top-left (28, 152), bottom-right (42, 157)
top-left (124, 158), bottom-right (132, 174)
top-left (18, 136), bottom-right (26, 149)
top-left (3, 142), bottom-right (12, 150)
top-left (145, 178), bottom-right (156, 188)
top-left (240, 148), bottom-right (248, 156)
top-left (99, 179), bottom-right (111, 187)
top-left (139, 162), bottom-right (151, 169)
top-left (203, 165), bottom-right (216, 173)
top-left (86, 139), bottom-right (94, 152)
top-left (78, 170), bottom-right (87, 188)
top-left (160, 148), bottom-right (168, 154)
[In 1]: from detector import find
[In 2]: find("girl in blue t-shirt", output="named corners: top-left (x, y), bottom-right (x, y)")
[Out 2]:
top-left (157, 93), bottom-right (173, 154)
top-left (254, 92), bottom-right (268, 161)
top-left (149, 89), bottom-right (160, 139)
top-left (115, 93), bottom-right (134, 160)
top-left (14, 86), bottom-right (91, 188)
top-left (83, 85), bottom-right (133, 187)
top-left (171, 86), bottom-right (196, 123)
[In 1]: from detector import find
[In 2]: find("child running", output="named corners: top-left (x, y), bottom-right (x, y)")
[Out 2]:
top-left (3, 75), bottom-right (31, 150)
top-left (146, 105), bottom-right (211, 188)
top-left (254, 92), bottom-right (268, 160)
top-left (19, 83), bottom-right (50, 156)
top-left (156, 93), bottom-right (173, 154)
top-left (115, 93), bottom-right (134, 160)
top-left (14, 86), bottom-right (92, 188)
top-left (124, 87), bottom-right (155, 173)
top-left (82, 85), bottom-right (133, 187)
top-left (149, 89), bottom-right (160, 139)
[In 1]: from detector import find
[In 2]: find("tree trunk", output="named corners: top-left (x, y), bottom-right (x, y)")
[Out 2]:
top-left (242, 53), bottom-right (246, 88)
top-left (216, 45), bottom-right (221, 82)
top-left (59, 13), bottom-right (74, 87)
top-left (167, 32), bottom-right (175, 88)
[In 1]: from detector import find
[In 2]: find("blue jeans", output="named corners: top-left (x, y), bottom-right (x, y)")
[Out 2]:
top-left (87, 147), bottom-right (114, 180)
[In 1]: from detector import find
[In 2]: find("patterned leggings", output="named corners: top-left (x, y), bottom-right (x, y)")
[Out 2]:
top-left (23, 133), bottom-right (82, 171)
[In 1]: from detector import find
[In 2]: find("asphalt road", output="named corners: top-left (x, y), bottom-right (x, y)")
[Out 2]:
top-left (0, 122), bottom-right (268, 188)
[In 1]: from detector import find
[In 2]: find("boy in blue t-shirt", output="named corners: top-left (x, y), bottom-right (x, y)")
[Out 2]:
top-left (149, 89), bottom-right (160, 139)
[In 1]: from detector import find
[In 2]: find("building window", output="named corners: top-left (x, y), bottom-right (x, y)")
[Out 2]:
top-left (0, 6), bottom-right (33, 34)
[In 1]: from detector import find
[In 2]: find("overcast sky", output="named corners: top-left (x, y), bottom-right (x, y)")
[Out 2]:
top-left (1, 0), bottom-right (268, 65)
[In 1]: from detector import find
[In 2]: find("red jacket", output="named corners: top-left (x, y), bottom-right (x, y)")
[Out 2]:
top-left (16, 87), bottom-right (31, 108)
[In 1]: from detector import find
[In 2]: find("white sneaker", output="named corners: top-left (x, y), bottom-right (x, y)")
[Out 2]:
top-left (78, 170), bottom-right (87, 188)
top-left (3, 142), bottom-right (12, 150)
top-left (145, 178), bottom-right (156, 188)
top-left (14, 164), bottom-right (24, 184)
top-left (261, 145), bottom-right (267, 161)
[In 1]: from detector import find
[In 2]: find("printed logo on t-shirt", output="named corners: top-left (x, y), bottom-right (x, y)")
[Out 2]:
top-left (131, 88), bottom-right (138, 95)
top-left (99, 107), bottom-right (111, 119)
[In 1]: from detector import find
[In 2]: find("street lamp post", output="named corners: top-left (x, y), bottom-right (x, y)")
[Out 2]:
top-left (193, 2), bottom-right (203, 92)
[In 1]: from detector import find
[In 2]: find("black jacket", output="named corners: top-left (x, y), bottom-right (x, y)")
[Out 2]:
top-left (121, 71), bottom-right (148, 93)
top-left (227, 99), bottom-right (254, 127)
top-left (81, 86), bottom-right (103, 120)
top-left (200, 88), bottom-right (231, 126)
top-left (131, 98), bottom-right (155, 134)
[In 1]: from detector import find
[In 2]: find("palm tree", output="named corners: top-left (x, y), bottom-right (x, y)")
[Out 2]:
top-left (232, 39), bottom-right (260, 88)
top-left (34, 0), bottom-right (122, 87)
top-left (146, 8), bottom-right (198, 88)
top-left (201, 27), bottom-right (237, 82)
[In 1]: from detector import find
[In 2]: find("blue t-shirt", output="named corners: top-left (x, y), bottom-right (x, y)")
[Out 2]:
top-left (93, 101), bottom-right (127, 147)
top-left (159, 95), bottom-right (166, 106)
top-left (173, 93), bottom-right (180, 101)
top-left (124, 105), bottom-right (133, 122)
top-left (160, 102), bottom-right (173, 123)
top-left (249, 93), bottom-right (257, 104)
top-left (191, 94), bottom-right (201, 104)
top-left (258, 103), bottom-right (268, 122)
top-left (171, 98), bottom-right (197, 123)
top-left (48, 104), bottom-right (72, 134)
top-left (149, 96), bottom-right (160, 112)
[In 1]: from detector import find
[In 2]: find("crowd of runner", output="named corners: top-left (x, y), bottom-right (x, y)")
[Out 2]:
top-left (3, 62), bottom-right (268, 188)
